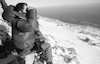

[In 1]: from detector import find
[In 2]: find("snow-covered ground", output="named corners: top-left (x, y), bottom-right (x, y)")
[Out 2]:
top-left (38, 17), bottom-right (100, 64)
top-left (0, 15), bottom-right (100, 64)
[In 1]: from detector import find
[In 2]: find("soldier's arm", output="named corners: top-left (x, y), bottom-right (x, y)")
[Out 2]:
top-left (1, 0), bottom-right (8, 10)
top-left (16, 7), bottom-right (38, 32)
top-left (26, 7), bottom-right (39, 30)
top-left (26, 7), bottom-right (38, 22)
top-left (26, 8), bottom-right (45, 39)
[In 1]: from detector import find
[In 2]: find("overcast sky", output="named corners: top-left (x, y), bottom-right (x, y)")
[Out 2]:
top-left (6, 0), bottom-right (100, 8)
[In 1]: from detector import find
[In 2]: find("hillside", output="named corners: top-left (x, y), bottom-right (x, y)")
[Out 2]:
top-left (0, 15), bottom-right (100, 64)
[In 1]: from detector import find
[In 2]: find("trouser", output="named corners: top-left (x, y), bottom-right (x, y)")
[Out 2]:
top-left (41, 43), bottom-right (52, 63)
top-left (31, 42), bottom-right (52, 63)
top-left (15, 42), bottom-right (52, 63)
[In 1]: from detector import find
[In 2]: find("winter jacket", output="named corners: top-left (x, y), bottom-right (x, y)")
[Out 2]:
top-left (13, 7), bottom-right (39, 50)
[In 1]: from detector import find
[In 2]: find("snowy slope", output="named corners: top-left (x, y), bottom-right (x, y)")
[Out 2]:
top-left (0, 15), bottom-right (100, 64)
top-left (38, 16), bottom-right (100, 64)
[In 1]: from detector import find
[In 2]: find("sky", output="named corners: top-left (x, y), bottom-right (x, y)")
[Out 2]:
top-left (5, 0), bottom-right (100, 8)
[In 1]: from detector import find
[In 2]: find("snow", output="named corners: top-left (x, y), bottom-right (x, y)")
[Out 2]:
top-left (0, 15), bottom-right (100, 64)
top-left (38, 17), bottom-right (100, 64)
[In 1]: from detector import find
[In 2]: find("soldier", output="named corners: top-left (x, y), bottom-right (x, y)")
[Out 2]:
top-left (1, 0), bottom-right (53, 64)
top-left (13, 3), bottom-right (53, 64)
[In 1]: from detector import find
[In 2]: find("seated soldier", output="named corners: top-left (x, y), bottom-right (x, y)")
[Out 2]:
top-left (1, 0), bottom-right (53, 64)
top-left (13, 3), bottom-right (53, 64)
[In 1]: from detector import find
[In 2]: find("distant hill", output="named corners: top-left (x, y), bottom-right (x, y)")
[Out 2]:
top-left (37, 3), bottom-right (100, 28)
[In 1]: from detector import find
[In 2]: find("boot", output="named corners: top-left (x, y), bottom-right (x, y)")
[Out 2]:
top-left (47, 61), bottom-right (53, 64)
